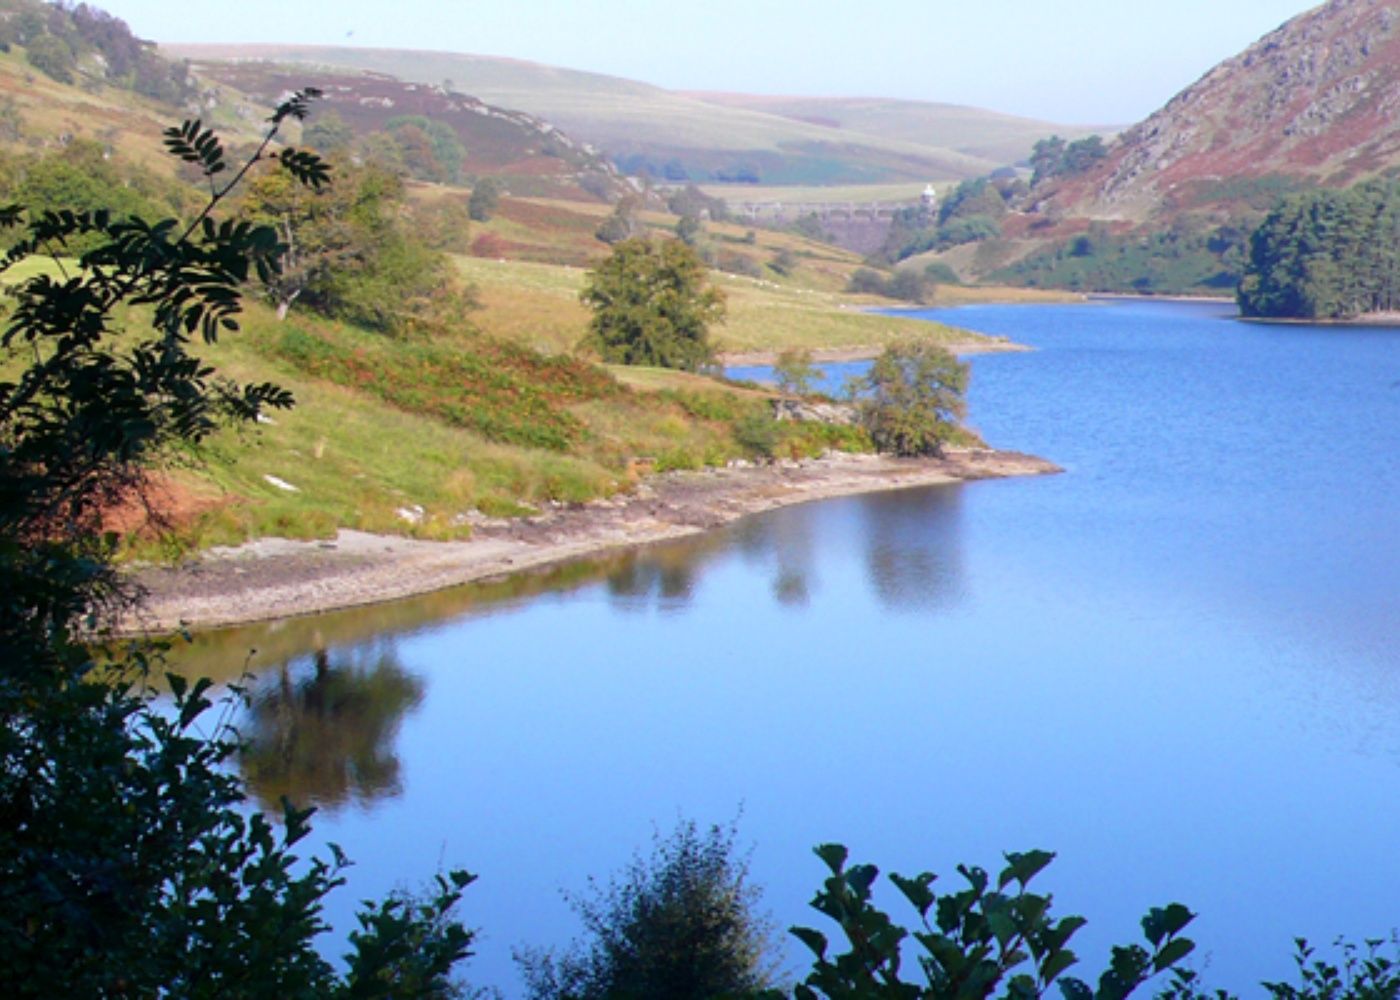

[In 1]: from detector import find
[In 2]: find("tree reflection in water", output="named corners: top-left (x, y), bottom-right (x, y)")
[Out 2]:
top-left (240, 643), bottom-right (425, 814)
top-left (861, 485), bottom-right (967, 613)
top-left (606, 549), bottom-right (700, 611)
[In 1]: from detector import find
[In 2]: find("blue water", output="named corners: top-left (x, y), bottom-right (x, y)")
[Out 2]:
top-left (189, 300), bottom-right (1400, 996)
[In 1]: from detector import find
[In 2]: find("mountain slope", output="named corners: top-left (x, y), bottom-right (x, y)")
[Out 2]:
top-left (184, 59), bottom-right (626, 201)
top-left (1040, 0), bottom-right (1400, 222)
top-left (165, 44), bottom-right (1086, 184)
top-left (681, 92), bottom-right (1109, 167)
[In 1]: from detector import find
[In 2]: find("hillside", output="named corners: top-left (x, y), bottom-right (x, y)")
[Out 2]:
top-left (683, 92), bottom-right (1109, 168)
top-left (911, 0), bottom-right (1400, 294)
top-left (185, 59), bottom-right (628, 202)
top-left (164, 44), bottom-right (1086, 185)
top-left (1033, 0), bottom-right (1399, 224)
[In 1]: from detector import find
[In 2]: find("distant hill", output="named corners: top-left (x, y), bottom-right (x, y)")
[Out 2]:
top-left (681, 93), bottom-right (1111, 168)
top-left (182, 59), bottom-right (628, 202)
top-left (165, 44), bottom-right (1093, 186)
top-left (1034, 0), bottom-right (1400, 224)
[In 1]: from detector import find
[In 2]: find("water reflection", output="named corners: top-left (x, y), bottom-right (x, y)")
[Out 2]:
top-left (858, 485), bottom-right (967, 613)
top-left (606, 551), bottom-right (698, 611)
top-left (239, 643), bottom-right (424, 814)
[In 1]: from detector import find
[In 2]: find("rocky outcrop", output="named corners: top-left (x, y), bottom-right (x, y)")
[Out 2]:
top-left (1041, 0), bottom-right (1400, 222)
top-left (772, 399), bottom-right (858, 425)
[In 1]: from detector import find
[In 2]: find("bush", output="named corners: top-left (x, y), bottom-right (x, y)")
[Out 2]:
top-left (516, 818), bottom-right (780, 1000)
top-left (792, 845), bottom-right (1196, 1000)
top-left (846, 267), bottom-right (888, 296)
top-left (924, 261), bottom-right (962, 285)
top-left (468, 177), bottom-right (500, 222)
top-left (734, 408), bottom-right (781, 458)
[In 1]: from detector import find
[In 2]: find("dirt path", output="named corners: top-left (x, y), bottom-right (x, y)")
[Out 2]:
top-left (123, 449), bottom-right (1059, 634)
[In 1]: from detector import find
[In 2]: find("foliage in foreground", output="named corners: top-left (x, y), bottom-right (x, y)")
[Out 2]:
top-left (0, 94), bottom-right (475, 997)
top-left (849, 341), bottom-right (969, 457)
top-left (517, 818), bottom-right (782, 1000)
top-left (0, 648), bottom-right (475, 998)
top-left (793, 845), bottom-right (1194, 1000)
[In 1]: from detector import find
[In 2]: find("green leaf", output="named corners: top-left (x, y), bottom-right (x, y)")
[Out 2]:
top-left (791, 926), bottom-right (829, 960)
top-left (891, 871), bottom-right (937, 916)
top-left (1041, 948), bottom-right (1079, 985)
top-left (814, 843), bottom-right (849, 875)
top-left (1001, 849), bottom-right (1056, 890)
top-left (1153, 937), bottom-right (1196, 974)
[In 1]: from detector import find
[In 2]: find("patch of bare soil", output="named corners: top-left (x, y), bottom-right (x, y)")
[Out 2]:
top-left (122, 449), bottom-right (1060, 634)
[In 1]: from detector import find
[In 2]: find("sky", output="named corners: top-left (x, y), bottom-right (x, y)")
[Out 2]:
top-left (95, 0), bottom-right (1325, 125)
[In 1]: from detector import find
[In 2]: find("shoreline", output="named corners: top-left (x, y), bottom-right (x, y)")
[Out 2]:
top-left (123, 448), bottom-right (1060, 635)
top-left (720, 339), bottom-right (1028, 367)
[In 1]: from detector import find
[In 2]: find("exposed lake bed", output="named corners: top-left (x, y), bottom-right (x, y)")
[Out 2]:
top-left (129, 449), bottom-right (1059, 633)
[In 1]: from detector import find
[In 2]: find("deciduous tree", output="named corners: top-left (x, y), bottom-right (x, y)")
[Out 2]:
top-left (850, 340), bottom-right (968, 456)
top-left (579, 237), bottom-right (726, 371)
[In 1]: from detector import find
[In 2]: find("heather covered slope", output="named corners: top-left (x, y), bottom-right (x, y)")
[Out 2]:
top-left (166, 44), bottom-right (1082, 184)
top-left (1033, 0), bottom-right (1400, 224)
top-left (184, 59), bottom-right (628, 202)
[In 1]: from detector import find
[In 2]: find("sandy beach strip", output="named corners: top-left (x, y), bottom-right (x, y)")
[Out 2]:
top-left (122, 448), bottom-right (1060, 635)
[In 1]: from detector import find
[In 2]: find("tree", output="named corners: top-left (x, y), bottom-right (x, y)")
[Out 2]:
top-left (468, 176), bottom-right (500, 222)
top-left (579, 237), bottom-right (726, 371)
top-left (677, 213), bottom-right (704, 245)
top-left (850, 340), bottom-right (969, 456)
top-left (596, 194), bottom-right (642, 245)
top-left (24, 32), bottom-right (74, 83)
top-left (0, 92), bottom-right (476, 997)
top-left (304, 110), bottom-right (356, 154)
top-left (516, 818), bottom-right (781, 1000)
top-left (239, 155), bottom-right (465, 330)
top-left (773, 346), bottom-right (822, 396)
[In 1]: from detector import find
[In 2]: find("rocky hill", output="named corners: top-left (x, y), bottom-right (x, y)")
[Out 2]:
top-left (1036, 0), bottom-right (1400, 224)
top-left (185, 58), bottom-right (628, 201)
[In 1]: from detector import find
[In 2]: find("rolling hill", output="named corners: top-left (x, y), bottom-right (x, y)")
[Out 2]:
top-left (165, 44), bottom-right (1095, 186)
top-left (682, 92), bottom-right (1111, 168)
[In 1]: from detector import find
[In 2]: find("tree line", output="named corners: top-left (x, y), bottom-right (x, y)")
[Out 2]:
top-left (0, 0), bottom-right (194, 102)
top-left (1237, 177), bottom-right (1400, 319)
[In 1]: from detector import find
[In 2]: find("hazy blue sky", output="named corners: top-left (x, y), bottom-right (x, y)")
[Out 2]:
top-left (98, 0), bottom-right (1321, 124)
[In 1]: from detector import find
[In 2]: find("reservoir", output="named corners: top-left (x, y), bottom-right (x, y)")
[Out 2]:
top-left (177, 299), bottom-right (1400, 996)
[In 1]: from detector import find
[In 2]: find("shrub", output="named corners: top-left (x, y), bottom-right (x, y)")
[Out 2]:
top-left (517, 818), bottom-right (780, 1000)
top-left (468, 177), bottom-right (500, 222)
top-left (792, 845), bottom-right (1196, 1000)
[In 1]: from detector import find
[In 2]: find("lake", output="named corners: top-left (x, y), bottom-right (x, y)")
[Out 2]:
top-left (175, 299), bottom-right (1400, 996)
